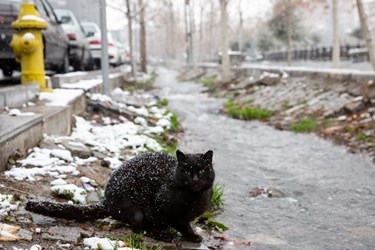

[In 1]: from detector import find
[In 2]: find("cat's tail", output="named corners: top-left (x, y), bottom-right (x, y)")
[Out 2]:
top-left (25, 200), bottom-right (108, 221)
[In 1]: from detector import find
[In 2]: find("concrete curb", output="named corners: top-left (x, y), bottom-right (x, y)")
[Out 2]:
top-left (0, 69), bottom-right (128, 172)
top-left (0, 114), bottom-right (43, 171)
top-left (197, 63), bottom-right (375, 83)
top-left (0, 84), bottom-right (39, 112)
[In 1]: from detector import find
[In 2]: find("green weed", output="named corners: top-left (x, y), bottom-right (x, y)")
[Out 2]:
top-left (290, 118), bottom-right (317, 133)
top-left (198, 76), bottom-right (217, 87)
top-left (224, 100), bottom-right (273, 121)
top-left (120, 233), bottom-right (163, 250)
top-left (148, 132), bottom-right (178, 155)
top-left (169, 113), bottom-right (179, 133)
top-left (158, 98), bottom-right (169, 107)
top-left (356, 131), bottom-right (373, 142)
top-left (197, 213), bottom-right (228, 233)
top-left (196, 183), bottom-right (227, 233)
top-left (210, 183), bottom-right (224, 212)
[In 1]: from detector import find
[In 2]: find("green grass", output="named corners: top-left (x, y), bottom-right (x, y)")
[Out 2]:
top-left (128, 70), bottom-right (157, 92)
top-left (210, 183), bottom-right (224, 212)
top-left (356, 131), bottom-right (373, 142)
top-left (169, 113), bottom-right (179, 133)
top-left (120, 233), bottom-right (163, 250)
top-left (198, 76), bottom-right (217, 87)
top-left (147, 132), bottom-right (178, 155)
top-left (157, 98), bottom-right (169, 107)
top-left (196, 183), bottom-right (227, 233)
top-left (290, 118), bottom-right (317, 133)
top-left (224, 100), bottom-right (273, 121)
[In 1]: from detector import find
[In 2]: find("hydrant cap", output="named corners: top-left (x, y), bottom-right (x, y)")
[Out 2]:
top-left (11, 2), bottom-right (48, 30)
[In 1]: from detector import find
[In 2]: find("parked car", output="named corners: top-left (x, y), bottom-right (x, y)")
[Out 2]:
top-left (0, 0), bottom-right (69, 77)
top-left (81, 21), bottom-right (124, 68)
top-left (55, 9), bottom-right (93, 71)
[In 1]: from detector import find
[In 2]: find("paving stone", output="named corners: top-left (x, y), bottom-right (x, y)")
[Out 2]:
top-left (41, 226), bottom-right (81, 244)
top-left (16, 229), bottom-right (33, 241)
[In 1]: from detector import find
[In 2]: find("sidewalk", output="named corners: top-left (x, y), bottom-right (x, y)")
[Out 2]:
top-left (0, 69), bottom-right (127, 171)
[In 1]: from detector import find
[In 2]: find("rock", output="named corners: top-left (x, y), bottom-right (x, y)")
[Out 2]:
top-left (16, 229), bottom-right (33, 241)
top-left (257, 73), bottom-right (281, 86)
top-left (61, 140), bottom-right (92, 159)
top-left (41, 226), bottom-right (81, 244)
top-left (178, 241), bottom-right (209, 250)
top-left (344, 100), bottom-right (365, 113)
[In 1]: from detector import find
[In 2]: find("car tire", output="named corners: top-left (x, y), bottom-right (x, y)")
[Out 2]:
top-left (85, 54), bottom-right (94, 71)
top-left (58, 52), bottom-right (70, 74)
top-left (2, 68), bottom-right (13, 77)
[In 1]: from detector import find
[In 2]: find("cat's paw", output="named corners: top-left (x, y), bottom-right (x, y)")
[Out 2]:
top-left (185, 233), bottom-right (203, 243)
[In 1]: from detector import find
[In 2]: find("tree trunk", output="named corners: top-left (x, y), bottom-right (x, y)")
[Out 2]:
top-left (209, 0), bottom-right (215, 60)
top-left (199, 3), bottom-right (205, 62)
top-left (287, 0), bottom-right (292, 66)
top-left (332, 0), bottom-right (340, 68)
top-left (238, 0), bottom-right (243, 52)
top-left (357, 0), bottom-right (375, 71)
top-left (138, 0), bottom-right (147, 73)
top-left (184, 0), bottom-right (190, 64)
top-left (220, 0), bottom-right (230, 82)
top-left (126, 0), bottom-right (136, 77)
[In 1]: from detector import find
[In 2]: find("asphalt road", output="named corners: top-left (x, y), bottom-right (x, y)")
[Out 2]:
top-left (155, 67), bottom-right (375, 250)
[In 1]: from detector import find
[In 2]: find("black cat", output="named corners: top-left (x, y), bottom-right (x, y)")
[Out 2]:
top-left (26, 150), bottom-right (215, 242)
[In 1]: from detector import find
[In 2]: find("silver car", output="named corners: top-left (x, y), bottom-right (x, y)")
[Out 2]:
top-left (55, 9), bottom-right (93, 71)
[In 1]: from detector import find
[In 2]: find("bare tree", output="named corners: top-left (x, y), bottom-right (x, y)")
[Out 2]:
top-left (138, 0), bottom-right (147, 73)
top-left (287, 0), bottom-right (292, 66)
top-left (219, 0), bottom-right (230, 81)
top-left (332, 0), bottom-right (340, 68)
top-left (125, 0), bottom-right (136, 77)
top-left (238, 0), bottom-right (243, 52)
top-left (356, 0), bottom-right (375, 71)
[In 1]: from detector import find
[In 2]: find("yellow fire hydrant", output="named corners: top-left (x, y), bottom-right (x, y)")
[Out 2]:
top-left (10, 1), bottom-right (52, 92)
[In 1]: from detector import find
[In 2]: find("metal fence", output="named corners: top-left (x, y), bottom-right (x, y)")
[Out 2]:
top-left (263, 44), bottom-right (369, 62)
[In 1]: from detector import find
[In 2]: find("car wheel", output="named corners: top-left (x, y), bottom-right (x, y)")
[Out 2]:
top-left (58, 52), bottom-right (70, 74)
top-left (2, 68), bottom-right (13, 77)
top-left (85, 54), bottom-right (94, 71)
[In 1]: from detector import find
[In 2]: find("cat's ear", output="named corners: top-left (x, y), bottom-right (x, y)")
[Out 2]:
top-left (176, 150), bottom-right (187, 162)
top-left (203, 150), bottom-right (213, 162)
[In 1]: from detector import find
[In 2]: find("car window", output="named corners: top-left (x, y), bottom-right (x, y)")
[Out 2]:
top-left (40, 0), bottom-right (58, 23)
top-left (55, 10), bottom-right (75, 25)
top-left (82, 25), bottom-right (96, 34)
top-left (33, 0), bottom-right (48, 19)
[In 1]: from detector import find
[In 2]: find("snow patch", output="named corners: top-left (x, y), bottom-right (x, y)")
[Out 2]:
top-left (39, 89), bottom-right (83, 107)
top-left (8, 109), bottom-right (35, 116)
top-left (22, 32), bottom-right (35, 40)
top-left (21, 15), bottom-right (46, 23)
top-left (51, 183), bottom-right (87, 204)
top-left (83, 237), bottom-right (136, 250)
top-left (0, 194), bottom-right (19, 217)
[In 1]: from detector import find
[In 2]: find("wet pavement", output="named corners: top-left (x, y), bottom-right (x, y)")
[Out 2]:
top-left (154, 67), bottom-right (375, 250)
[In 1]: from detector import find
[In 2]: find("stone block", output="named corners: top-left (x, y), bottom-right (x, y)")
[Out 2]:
top-left (0, 114), bottom-right (43, 171)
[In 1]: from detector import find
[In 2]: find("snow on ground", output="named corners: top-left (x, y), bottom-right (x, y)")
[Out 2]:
top-left (8, 109), bottom-right (36, 117)
top-left (5, 87), bottom-right (173, 183)
top-left (0, 194), bottom-right (19, 217)
top-left (39, 89), bottom-right (84, 107)
top-left (61, 78), bottom-right (102, 90)
top-left (83, 237), bottom-right (136, 250)
top-left (5, 148), bottom-right (78, 181)
top-left (51, 183), bottom-right (87, 204)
